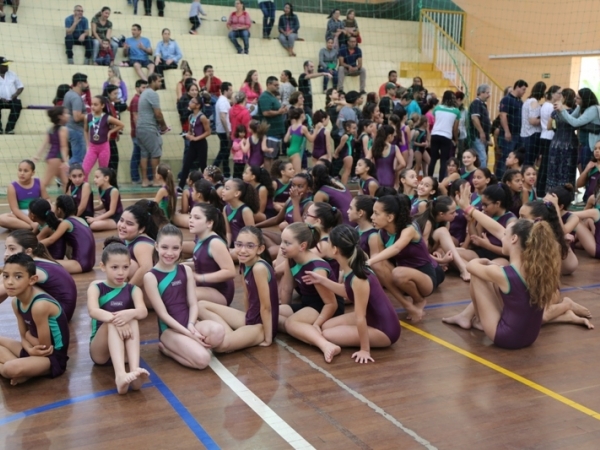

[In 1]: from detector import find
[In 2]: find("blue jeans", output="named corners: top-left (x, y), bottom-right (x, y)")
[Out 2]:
top-left (318, 66), bottom-right (338, 92)
top-left (68, 127), bottom-right (86, 165)
top-left (495, 135), bottom-right (522, 179)
top-left (522, 133), bottom-right (541, 167)
top-left (259, 2), bottom-right (276, 37)
top-left (92, 39), bottom-right (119, 62)
top-left (228, 30), bottom-right (250, 53)
top-left (473, 137), bottom-right (488, 169)
top-left (95, 55), bottom-right (112, 66)
top-left (130, 137), bottom-right (154, 182)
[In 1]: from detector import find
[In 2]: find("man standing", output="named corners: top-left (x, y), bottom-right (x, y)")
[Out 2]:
top-left (65, 5), bottom-right (94, 65)
top-left (124, 24), bottom-right (155, 81)
top-left (496, 79), bottom-right (528, 177)
top-left (129, 79), bottom-right (153, 184)
top-left (63, 73), bottom-right (88, 164)
top-left (213, 82), bottom-right (233, 178)
top-left (137, 74), bottom-right (169, 187)
top-left (469, 84), bottom-right (491, 168)
top-left (337, 37), bottom-right (366, 94)
top-left (258, 76), bottom-right (287, 171)
top-left (378, 83), bottom-right (397, 124)
top-left (378, 70), bottom-right (401, 97)
top-left (298, 60), bottom-right (331, 117)
top-left (0, 57), bottom-right (24, 135)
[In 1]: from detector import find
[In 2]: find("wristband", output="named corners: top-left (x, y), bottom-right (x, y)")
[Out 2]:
top-left (465, 206), bottom-right (474, 217)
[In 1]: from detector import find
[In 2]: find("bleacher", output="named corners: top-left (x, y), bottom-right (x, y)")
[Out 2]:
top-left (0, 0), bottom-right (423, 187)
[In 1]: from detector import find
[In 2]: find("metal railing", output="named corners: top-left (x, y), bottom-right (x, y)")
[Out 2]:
top-left (420, 9), bottom-right (466, 46)
top-left (419, 10), bottom-right (505, 116)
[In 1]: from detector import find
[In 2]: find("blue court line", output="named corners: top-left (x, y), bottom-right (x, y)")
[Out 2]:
top-left (140, 339), bottom-right (160, 346)
top-left (0, 383), bottom-right (154, 427)
top-left (139, 358), bottom-right (220, 450)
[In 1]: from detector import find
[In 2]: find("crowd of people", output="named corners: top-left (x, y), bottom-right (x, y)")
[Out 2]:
top-left (0, 2), bottom-right (598, 398)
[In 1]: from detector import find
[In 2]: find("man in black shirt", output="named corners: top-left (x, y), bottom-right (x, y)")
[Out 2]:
top-left (469, 83), bottom-right (492, 168)
top-left (378, 82), bottom-right (397, 124)
top-left (298, 60), bottom-right (331, 117)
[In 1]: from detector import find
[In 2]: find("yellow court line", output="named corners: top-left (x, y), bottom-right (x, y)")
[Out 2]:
top-left (400, 321), bottom-right (600, 421)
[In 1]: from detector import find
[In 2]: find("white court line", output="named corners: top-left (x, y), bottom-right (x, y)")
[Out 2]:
top-left (276, 339), bottom-right (438, 450)
top-left (209, 357), bottom-right (316, 450)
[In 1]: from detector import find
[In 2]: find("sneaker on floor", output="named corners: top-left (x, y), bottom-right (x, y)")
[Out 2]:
top-left (6, 129), bottom-right (15, 135)
top-left (11, 14), bottom-right (17, 23)
top-left (0, 13), bottom-right (5, 22)
top-left (67, 58), bottom-right (74, 65)
top-left (131, 180), bottom-right (142, 185)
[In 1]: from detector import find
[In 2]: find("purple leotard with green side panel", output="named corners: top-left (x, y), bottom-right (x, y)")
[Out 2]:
top-left (460, 168), bottom-right (475, 189)
top-left (225, 203), bottom-right (250, 247)
top-left (43, 225), bottom-right (67, 260)
top-left (257, 184), bottom-right (277, 219)
top-left (449, 207), bottom-right (467, 244)
top-left (375, 146), bottom-right (397, 188)
top-left (289, 258), bottom-right (344, 316)
top-left (243, 260), bottom-right (279, 336)
top-left (99, 187), bottom-right (123, 222)
top-left (35, 259), bottom-right (77, 322)
top-left (359, 177), bottom-right (377, 196)
top-left (357, 227), bottom-right (378, 257)
top-left (494, 265), bottom-right (543, 349)
top-left (274, 179), bottom-right (291, 203)
top-left (64, 216), bottom-right (96, 272)
top-left (13, 178), bottom-right (41, 211)
top-left (192, 234), bottom-right (235, 305)
top-left (17, 293), bottom-right (70, 378)
top-left (318, 185), bottom-right (353, 225)
top-left (411, 199), bottom-right (427, 216)
top-left (470, 192), bottom-right (483, 211)
top-left (151, 265), bottom-right (190, 336)
top-left (90, 282), bottom-right (136, 341)
top-left (284, 196), bottom-right (313, 224)
top-left (320, 236), bottom-right (340, 281)
top-left (87, 113), bottom-right (110, 144)
top-left (312, 128), bottom-right (327, 160)
top-left (70, 182), bottom-right (94, 218)
top-left (344, 271), bottom-right (401, 344)
top-left (248, 137), bottom-right (265, 167)
top-left (486, 212), bottom-right (516, 247)
top-left (126, 234), bottom-right (155, 264)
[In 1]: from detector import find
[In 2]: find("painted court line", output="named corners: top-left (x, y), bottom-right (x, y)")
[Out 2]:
top-left (276, 339), bottom-right (438, 450)
top-left (401, 321), bottom-right (600, 421)
top-left (209, 357), bottom-right (315, 450)
top-left (140, 358), bottom-right (220, 449)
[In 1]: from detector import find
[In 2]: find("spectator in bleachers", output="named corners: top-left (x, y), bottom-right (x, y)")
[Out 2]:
top-left (343, 9), bottom-right (360, 42)
top-left (298, 61), bottom-right (331, 118)
top-left (95, 40), bottom-right (115, 66)
top-left (214, 82), bottom-right (233, 178)
top-left (229, 91), bottom-right (251, 140)
top-left (53, 84), bottom-right (71, 106)
top-left (318, 39), bottom-right (338, 94)
top-left (326, 9), bottom-right (347, 49)
top-left (153, 29), bottom-right (182, 90)
top-left (337, 37), bottom-right (366, 94)
top-left (258, 0), bottom-right (276, 39)
top-left (137, 74), bottom-right (169, 187)
top-left (176, 65), bottom-right (193, 100)
top-left (199, 65), bottom-right (222, 103)
top-left (240, 70), bottom-right (262, 116)
top-left (189, 0), bottom-right (207, 35)
top-left (0, 0), bottom-right (19, 23)
top-left (129, 79), bottom-right (152, 184)
top-left (0, 57), bottom-right (23, 135)
top-left (65, 5), bottom-right (94, 65)
top-left (277, 3), bottom-right (300, 58)
top-left (227, 0), bottom-right (252, 55)
top-left (91, 7), bottom-right (119, 64)
top-left (124, 24), bottom-right (155, 81)
top-left (258, 76), bottom-right (288, 171)
top-left (378, 70), bottom-right (401, 98)
top-left (279, 70), bottom-right (297, 107)
top-left (143, 0), bottom-right (165, 17)
top-left (63, 73), bottom-right (88, 164)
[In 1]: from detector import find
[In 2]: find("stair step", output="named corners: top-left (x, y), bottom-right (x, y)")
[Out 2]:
top-left (400, 62), bottom-right (434, 71)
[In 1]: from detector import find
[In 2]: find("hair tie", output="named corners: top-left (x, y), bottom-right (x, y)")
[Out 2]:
top-left (331, 206), bottom-right (337, 213)
top-left (374, 196), bottom-right (379, 201)
top-left (544, 201), bottom-right (553, 208)
top-left (45, 210), bottom-right (50, 217)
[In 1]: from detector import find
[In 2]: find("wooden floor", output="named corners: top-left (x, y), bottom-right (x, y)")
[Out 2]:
top-left (0, 195), bottom-right (599, 449)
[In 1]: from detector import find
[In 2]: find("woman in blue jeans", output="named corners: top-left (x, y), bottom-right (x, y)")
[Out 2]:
top-left (258, 0), bottom-right (276, 38)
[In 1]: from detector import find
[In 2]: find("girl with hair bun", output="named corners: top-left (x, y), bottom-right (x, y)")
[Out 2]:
top-left (278, 222), bottom-right (345, 363)
top-left (302, 225), bottom-right (400, 363)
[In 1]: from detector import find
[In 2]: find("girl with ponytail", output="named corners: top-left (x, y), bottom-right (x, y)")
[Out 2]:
top-left (311, 164), bottom-right (354, 224)
top-left (347, 195), bottom-right (378, 257)
top-left (304, 202), bottom-right (343, 281)
top-left (35, 195), bottom-right (95, 274)
top-left (28, 198), bottom-right (67, 260)
top-left (153, 163), bottom-right (177, 221)
top-left (243, 165), bottom-right (276, 222)
top-left (279, 222), bottom-right (345, 363)
top-left (302, 225), bottom-right (400, 363)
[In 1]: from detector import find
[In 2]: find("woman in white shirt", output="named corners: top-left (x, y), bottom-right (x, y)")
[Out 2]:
top-left (520, 81), bottom-right (546, 167)
top-left (537, 85), bottom-right (561, 196)
top-left (279, 70), bottom-right (297, 107)
top-left (428, 90), bottom-right (460, 180)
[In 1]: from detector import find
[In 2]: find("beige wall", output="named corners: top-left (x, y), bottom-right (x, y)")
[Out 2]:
top-left (452, 0), bottom-right (600, 90)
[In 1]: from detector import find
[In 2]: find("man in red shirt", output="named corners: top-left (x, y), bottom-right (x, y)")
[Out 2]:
top-left (128, 79), bottom-right (152, 184)
top-left (199, 65), bottom-right (222, 99)
top-left (378, 70), bottom-right (402, 98)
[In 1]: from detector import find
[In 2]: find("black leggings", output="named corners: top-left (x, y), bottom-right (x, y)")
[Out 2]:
top-left (428, 134), bottom-right (453, 179)
top-left (109, 140), bottom-right (119, 174)
top-left (179, 139), bottom-right (207, 188)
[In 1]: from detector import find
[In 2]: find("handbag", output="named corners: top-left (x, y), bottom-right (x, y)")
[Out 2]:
top-left (356, 32), bottom-right (362, 44)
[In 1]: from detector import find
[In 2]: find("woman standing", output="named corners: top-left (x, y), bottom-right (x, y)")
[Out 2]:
top-left (154, 29), bottom-right (183, 89)
top-left (428, 90), bottom-right (459, 180)
top-left (546, 89), bottom-right (579, 191)
top-left (240, 70), bottom-right (262, 116)
top-left (537, 85), bottom-right (561, 197)
top-left (520, 81), bottom-right (545, 166)
top-left (278, 3), bottom-right (300, 57)
top-left (229, 91), bottom-right (251, 140)
top-left (279, 70), bottom-right (297, 107)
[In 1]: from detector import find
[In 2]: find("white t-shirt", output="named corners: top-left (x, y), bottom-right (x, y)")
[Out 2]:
top-left (520, 97), bottom-right (542, 138)
top-left (215, 95), bottom-right (231, 134)
top-left (540, 102), bottom-right (554, 141)
top-left (431, 105), bottom-right (460, 139)
top-left (0, 71), bottom-right (24, 100)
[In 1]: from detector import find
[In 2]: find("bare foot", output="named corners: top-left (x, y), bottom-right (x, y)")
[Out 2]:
top-left (460, 271), bottom-right (471, 282)
top-left (322, 343), bottom-right (341, 363)
top-left (407, 301), bottom-right (427, 323)
top-left (472, 316), bottom-right (484, 331)
top-left (131, 368), bottom-right (150, 391)
top-left (116, 372), bottom-right (138, 394)
top-left (564, 297), bottom-right (592, 319)
top-left (10, 377), bottom-right (30, 386)
top-left (563, 310), bottom-right (594, 329)
top-left (442, 312), bottom-right (472, 329)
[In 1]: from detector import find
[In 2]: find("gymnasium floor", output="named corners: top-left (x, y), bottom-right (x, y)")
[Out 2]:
top-left (0, 195), bottom-right (599, 449)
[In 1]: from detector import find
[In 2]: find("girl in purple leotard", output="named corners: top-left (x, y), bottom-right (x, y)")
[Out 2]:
top-left (33, 196), bottom-right (96, 274)
top-left (247, 120), bottom-right (271, 167)
top-left (311, 110), bottom-right (332, 164)
top-left (411, 176), bottom-right (438, 216)
top-left (173, 170), bottom-right (203, 229)
top-left (302, 225), bottom-right (401, 363)
top-left (372, 125), bottom-right (405, 188)
top-left (67, 164), bottom-right (94, 218)
top-left (243, 166), bottom-right (277, 222)
top-left (355, 158), bottom-right (379, 197)
top-left (144, 225), bottom-right (225, 370)
top-left (573, 183), bottom-right (600, 260)
top-left (304, 202), bottom-right (343, 282)
top-left (32, 106), bottom-right (69, 191)
top-left (88, 243), bottom-right (149, 394)
top-left (312, 164), bottom-right (354, 225)
top-left (443, 215), bottom-right (560, 350)
top-left (333, 120), bottom-right (356, 185)
top-left (222, 179), bottom-right (259, 262)
top-left (347, 196), bottom-right (378, 257)
top-left (87, 167), bottom-right (123, 232)
top-left (278, 222), bottom-right (344, 363)
top-left (189, 204), bottom-right (236, 306)
top-left (198, 227), bottom-right (279, 352)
